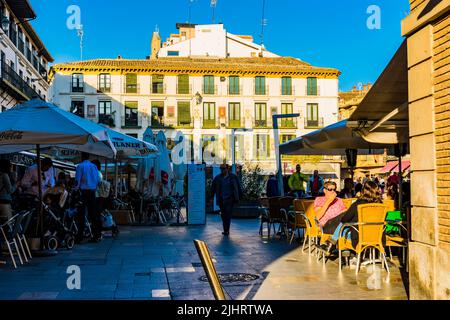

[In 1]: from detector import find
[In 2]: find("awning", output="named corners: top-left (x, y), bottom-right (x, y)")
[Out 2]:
top-left (379, 161), bottom-right (399, 173)
top-left (392, 160), bottom-right (410, 172)
top-left (347, 40), bottom-right (409, 144)
top-left (279, 120), bottom-right (389, 156)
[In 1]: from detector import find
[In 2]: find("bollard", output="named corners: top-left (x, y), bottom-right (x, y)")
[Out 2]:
top-left (193, 239), bottom-right (226, 300)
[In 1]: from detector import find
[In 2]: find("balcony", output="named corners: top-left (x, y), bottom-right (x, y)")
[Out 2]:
top-left (121, 114), bottom-right (142, 129)
top-left (97, 86), bottom-right (111, 94)
top-left (176, 117), bottom-right (194, 129)
top-left (304, 117), bottom-right (324, 129)
top-left (254, 85), bottom-right (269, 96)
top-left (151, 116), bottom-right (173, 129)
top-left (202, 85), bottom-right (218, 95)
top-left (0, 61), bottom-right (41, 102)
top-left (254, 119), bottom-right (269, 128)
top-left (227, 119), bottom-right (243, 128)
top-left (98, 114), bottom-right (115, 127)
top-left (280, 86), bottom-right (295, 96)
top-left (202, 118), bottom-right (219, 129)
top-left (176, 84), bottom-right (192, 95)
top-left (150, 83), bottom-right (166, 94)
top-left (280, 117), bottom-right (297, 129)
top-left (305, 85), bottom-right (321, 96)
top-left (227, 85), bottom-right (243, 95)
top-left (124, 83), bottom-right (140, 94)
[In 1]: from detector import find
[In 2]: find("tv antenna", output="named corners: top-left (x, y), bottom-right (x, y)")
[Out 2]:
top-left (76, 24), bottom-right (84, 60)
top-left (260, 0), bottom-right (268, 49)
top-left (211, 0), bottom-right (217, 23)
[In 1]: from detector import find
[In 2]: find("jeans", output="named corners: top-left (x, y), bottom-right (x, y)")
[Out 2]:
top-left (219, 198), bottom-right (234, 234)
top-left (293, 190), bottom-right (306, 199)
top-left (331, 223), bottom-right (352, 242)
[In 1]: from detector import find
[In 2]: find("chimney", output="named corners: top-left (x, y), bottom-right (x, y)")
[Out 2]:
top-left (353, 85), bottom-right (357, 92)
top-left (151, 31), bottom-right (161, 59)
top-left (117, 55), bottom-right (122, 59)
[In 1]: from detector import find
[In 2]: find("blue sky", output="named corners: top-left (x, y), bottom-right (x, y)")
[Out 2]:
top-left (30, 0), bottom-right (410, 92)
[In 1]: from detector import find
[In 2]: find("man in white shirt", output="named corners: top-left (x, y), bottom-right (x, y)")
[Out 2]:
top-left (21, 158), bottom-right (55, 196)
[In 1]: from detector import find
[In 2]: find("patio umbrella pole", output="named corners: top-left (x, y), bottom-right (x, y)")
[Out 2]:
top-left (398, 153), bottom-right (403, 212)
top-left (114, 160), bottom-right (118, 198)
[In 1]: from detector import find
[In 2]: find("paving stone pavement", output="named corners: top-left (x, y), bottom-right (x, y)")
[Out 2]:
top-left (0, 214), bottom-right (408, 300)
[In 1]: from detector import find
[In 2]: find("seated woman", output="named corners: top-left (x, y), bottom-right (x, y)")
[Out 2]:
top-left (320, 181), bottom-right (383, 255)
top-left (314, 181), bottom-right (347, 230)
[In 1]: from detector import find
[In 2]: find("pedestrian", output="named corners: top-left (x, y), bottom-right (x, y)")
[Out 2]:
top-left (211, 164), bottom-right (243, 236)
top-left (308, 170), bottom-right (324, 197)
top-left (0, 159), bottom-right (16, 224)
top-left (75, 152), bottom-right (101, 243)
top-left (266, 173), bottom-right (279, 197)
top-left (288, 164), bottom-right (308, 198)
top-left (91, 159), bottom-right (110, 215)
top-left (339, 178), bottom-right (355, 199)
top-left (387, 172), bottom-right (400, 187)
top-left (20, 157), bottom-right (55, 196)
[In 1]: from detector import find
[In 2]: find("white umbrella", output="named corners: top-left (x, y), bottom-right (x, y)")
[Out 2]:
top-left (104, 126), bottom-right (158, 159)
top-left (154, 130), bottom-right (173, 197)
top-left (136, 128), bottom-right (158, 194)
top-left (172, 131), bottom-right (187, 197)
top-left (0, 99), bottom-right (116, 246)
top-left (0, 99), bottom-right (116, 158)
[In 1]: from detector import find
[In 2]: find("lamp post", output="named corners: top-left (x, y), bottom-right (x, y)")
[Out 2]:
top-left (273, 113), bottom-right (300, 196)
top-left (231, 128), bottom-right (252, 174)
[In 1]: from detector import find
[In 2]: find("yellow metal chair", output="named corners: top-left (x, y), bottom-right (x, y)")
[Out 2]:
top-left (337, 203), bottom-right (389, 274)
top-left (258, 197), bottom-right (270, 236)
top-left (299, 200), bottom-right (322, 256)
top-left (342, 198), bottom-right (358, 210)
top-left (383, 199), bottom-right (396, 212)
top-left (278, 196), bottom-right (295, 241)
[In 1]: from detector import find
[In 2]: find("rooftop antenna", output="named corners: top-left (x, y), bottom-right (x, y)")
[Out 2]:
top-left (76, 24), bottom-right (84, 60)
top-left (211, 0), bottom-right (217, 24)
top-left (260, 0), bottom-right (267, 51)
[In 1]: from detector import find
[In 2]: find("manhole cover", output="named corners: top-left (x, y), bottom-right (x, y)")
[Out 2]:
top-left (199, 273), bottom-right (260, 283)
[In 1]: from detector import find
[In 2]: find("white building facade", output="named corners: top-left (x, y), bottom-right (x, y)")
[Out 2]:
top-left (0, 0), bottom-right (52, 110)
top-left (50, 24), bottom-right (341, 174)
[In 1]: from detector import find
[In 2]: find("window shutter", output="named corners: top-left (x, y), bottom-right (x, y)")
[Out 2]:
top-left (178, 75), bottom-right (189, 94)
top-left (178, 101), bottom-right (191, 124)
top-left (126, 74), bottom-right (137, 85)
top-left (125, 101), bottom-right (138, 109)
top-left (266, 135), bottom-right (271, 158)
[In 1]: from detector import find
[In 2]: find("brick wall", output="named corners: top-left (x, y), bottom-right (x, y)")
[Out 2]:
top-left (434, 12), bottom-right (450, 251)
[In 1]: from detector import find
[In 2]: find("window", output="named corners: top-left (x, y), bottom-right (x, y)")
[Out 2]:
top-left (71, 101), bottom-right (85, 117)
top-left (125, 73), bottom-right (137, 93)
top-left (254, 103), bottom-right (267, 127)
top-left (98, 101), bottom-right (113, 126)
top-left (151, 101), bottom-right (164, 127)
top-left (124, 101), bottom-right (139, 127)
top-left (177, 101), bottom-right (191, 126)
top-left (98, 73), bottom-right (111, 93)
top-left (255, 134), bottom-right (270, 159)
top-left (203, 102), bottom-right (216, 128)
top-left (177, 74), bottom-right (189, 94)
top-left (307, 77), bottom-right (318, 96)
top-left (255, 76), bottom-right (266, 95)
top-left (203, 75), bottom-right (215, 94)
top-left (168, 51), bottom-right (179, 56)
top-left (18, 28), bottom-right (24, 54)
top-left (228, 103), bottom-right (241, 128)
top-left (229, 76), bottom-right (240, 95)
top-left (280, 134), bottom-right (295, 144)
top-left (152, 74), bottom-right (164, 94)
top-left (9, 20), bottom-right (17, 46)
top-left (228, 134), bottom-right (245, 161)
top-left (306, 103), bottom-right (319, 127)
top-left (71, 73), bottom-right (84, 92)
top-left (281, 103), bottom-right (295, 128)
top-left (19, 70), bottom-right (23, 79)
top-left (282, 77), bottom-right (292, 95)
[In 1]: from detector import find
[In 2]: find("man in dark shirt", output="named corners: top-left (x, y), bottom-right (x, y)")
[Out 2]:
top-left (266, 173), bottom-right (279, 197)
top-left (211, 164), bottom-right (243, 236)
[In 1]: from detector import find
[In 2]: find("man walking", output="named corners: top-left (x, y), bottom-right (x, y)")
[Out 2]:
top-left (288, 164), bottom-right (308, 198)
top-left (211, 164), bottom-right (243, 236)
top-left (308, 170), bottom-right (324, 197)
top-left (75, 152), bottom-right (101, 243)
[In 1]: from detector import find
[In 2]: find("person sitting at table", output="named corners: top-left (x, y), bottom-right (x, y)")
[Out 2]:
top-left (43, 178), bottom-right (68, 211)
top-left (320, 181), bottom-right (383, 255)
top-left (314, 181), bottom-right (347, 229)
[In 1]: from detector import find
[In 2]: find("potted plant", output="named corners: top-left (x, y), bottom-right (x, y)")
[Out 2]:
top-left (233, 164), bottom-right (266, 218)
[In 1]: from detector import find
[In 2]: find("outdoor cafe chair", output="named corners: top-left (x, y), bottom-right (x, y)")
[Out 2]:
top-left (0, 214), bottom-right (26, 269)
top-left (299, 200), bottom-right (322, 256)
top-left (288, 199), bottom-right (307, 244)
top-left (267, 197), bottom-right (283, 239)
top-left (383, 199), bottom-right (396, 212)
top-left (17, 210), bottom-right (34, 262)
top-left (336, 203), bottom-right (389, 275)
top-left (342, 198), bottom-right (358, 210)
top-left (278, 196), bottom-right (295, 241)
top-left (258, 197), bottom-right (270, 237)
top-left (384, 209), bottom-right (408, 271)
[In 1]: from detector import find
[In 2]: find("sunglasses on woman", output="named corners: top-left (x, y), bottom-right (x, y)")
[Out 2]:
top-left (326, 188), bottom-right (336, 192)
